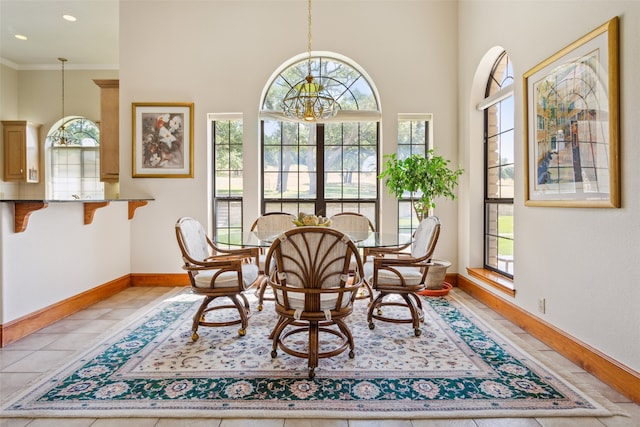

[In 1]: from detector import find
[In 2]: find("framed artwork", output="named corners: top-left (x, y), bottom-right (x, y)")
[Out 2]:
top-left (132, 102), bottom-right (194, 178)
top-left (523, 17), bottom-right (619, 207)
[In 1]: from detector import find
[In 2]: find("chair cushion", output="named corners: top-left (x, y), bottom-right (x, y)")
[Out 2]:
top-left (178, 218), bottom-right (211, 261)
top-left (364, 259), bottom-right (424, 286)
top-left (255, 214), bottom-right (296, 233)
top-left (194, 263), bottom-right (259, 289)
top-left (411, 217), bottom-right (438, 258)
top-left (330, 214), bottom-right (370, 234)
top-left (274, 289), bottom-right (354, 311)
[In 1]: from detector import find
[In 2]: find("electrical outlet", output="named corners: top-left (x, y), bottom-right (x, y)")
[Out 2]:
top-left (538, 298), bottom-right (546, 314)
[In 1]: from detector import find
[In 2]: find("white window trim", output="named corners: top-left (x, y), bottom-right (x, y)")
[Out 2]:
top-left (476, 85), bottom-right (514, 111)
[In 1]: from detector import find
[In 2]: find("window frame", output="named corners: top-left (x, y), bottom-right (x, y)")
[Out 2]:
top-left (211, 114), bottom-right (244, 246)
top-left (260, 120), bottom-right (380, 228)
top-left (46, 116), bottom-right (104, 200)
top-left (396, 114), bottom-right (433, 237)
top-left (481, 51), bottom-right (515, 280)
top-left (259, 54), bottom-right (381, 227)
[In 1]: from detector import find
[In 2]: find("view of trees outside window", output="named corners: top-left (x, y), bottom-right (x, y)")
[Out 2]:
top-left (397, 116), bottom-right (430, 236)
top-left (47, 116), bottom-right (103, 200)
top-left (212, 117), bottom-right (243, 245)
top-left (262, 120), bottom-right (378, 226)
top-left (260, 56), bottom-right (380, 227)
top-left (484, 51), bottom-right (515, 278)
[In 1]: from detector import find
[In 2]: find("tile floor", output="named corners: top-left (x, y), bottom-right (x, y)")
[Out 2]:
top-left (1, 286), bottom-right (638, 427)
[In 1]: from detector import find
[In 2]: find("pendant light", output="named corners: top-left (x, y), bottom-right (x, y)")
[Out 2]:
top-left (281, 0), bottom-right (340, 122)
top-left (49, 57), bottom-right (71, 145)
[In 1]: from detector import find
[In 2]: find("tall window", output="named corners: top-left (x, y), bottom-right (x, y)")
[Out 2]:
top-left (481, 52), bottom-right (515, 278)
top-left (260, 55), bottom-right (380, 227)
top-left (262, 120), bottom-right (378, 223)
top-left (212, 115), bottom-right (243, 244)
top-left (397, 114), bottom-right (432, 236)
top-left (47, 116), bottom-right (103, 200)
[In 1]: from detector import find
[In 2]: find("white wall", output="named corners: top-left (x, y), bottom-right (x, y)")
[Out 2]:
top-left (1, 202), bottom-right (131, 320)
top-left (0, 66), bottom-right (126, 322)
top-left (118, 0), bottom-right (460, 274)
top-left (457, 1), bottom-right (640, 372)
top-left (0, 64), bottom-right (18, 118)
top-left (0, 64), bottom-right (20, 199)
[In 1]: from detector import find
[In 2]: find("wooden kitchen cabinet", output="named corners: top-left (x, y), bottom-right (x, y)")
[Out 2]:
top-left (2, 120), bottom-right (40, 183)
top-left (93, 79), bottom-right (119, 182)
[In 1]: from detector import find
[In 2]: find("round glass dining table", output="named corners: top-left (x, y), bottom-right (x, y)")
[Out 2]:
top-left (215, 230), bottom-right (413, 249)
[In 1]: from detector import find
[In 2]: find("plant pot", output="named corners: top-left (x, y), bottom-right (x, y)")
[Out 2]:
top-left (418, 282), bottom-right (453, 297)
top-left (424, 259), bottom-right (452, 290)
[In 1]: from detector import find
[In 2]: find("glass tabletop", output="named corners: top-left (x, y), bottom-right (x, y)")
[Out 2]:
top-left (215, 230), bottom-right (412, 249)
top-left (354, 232), bottom-right (413, 248)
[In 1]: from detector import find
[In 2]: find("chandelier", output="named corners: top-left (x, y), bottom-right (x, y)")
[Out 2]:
top-left (281, 0), bottom-right (340, 122)
top-left (48, 57), bottom-right (72, 145)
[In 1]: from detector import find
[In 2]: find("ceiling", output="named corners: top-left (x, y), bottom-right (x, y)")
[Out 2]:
top-left (0, 0), bottom-right (118, 70)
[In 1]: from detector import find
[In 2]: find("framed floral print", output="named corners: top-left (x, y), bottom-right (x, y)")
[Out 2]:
top-left (132, 102), bottom-right (194, 178)
top-left (523, 17), bottom-right (620, 207)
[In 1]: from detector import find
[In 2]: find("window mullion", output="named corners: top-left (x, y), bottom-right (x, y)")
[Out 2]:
top-left (316, 124), bottom-right (325, 215)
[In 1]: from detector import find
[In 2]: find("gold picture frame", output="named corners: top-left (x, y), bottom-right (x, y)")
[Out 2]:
top-left (132, 102), bottom-right (194, 178)
top-left (523, 17), bottom-right (619, 207)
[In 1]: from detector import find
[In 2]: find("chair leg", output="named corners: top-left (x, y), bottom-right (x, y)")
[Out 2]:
top-left (409, 292), bottom-right (424, 321)
top-left (360, 280), bottom-right (375, 304)
top-left (271, 317), bottom-right (293, 358)
top-left (334, 319), bottom-right (356, 358)
top-left (367, 291), bottom-right (423, 336)
top-left (191, 296), bottom-right (214, 341)
top-left (308, 321), bottom-right (319, 379)
top-left (240, 292), bottom-right (251, 314)
top-left (366, 291), bottom-right (387, 330)
top-left (400, 293), bottom-right (422, 337)
top-left (269, 315), bottom-right (287, 340)
top-left (228, 295), bottom-right (250, 336)
top-left (256, 276), bottom-right (271, 311)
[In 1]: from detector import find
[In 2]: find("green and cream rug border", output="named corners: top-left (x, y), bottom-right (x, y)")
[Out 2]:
top-left (0, 287), bottom-right (627, 419)
top-left (442, 291), bottom-right (627, 418)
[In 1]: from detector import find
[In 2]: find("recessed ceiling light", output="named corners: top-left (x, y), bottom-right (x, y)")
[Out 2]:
top-left (62, 14), bottom-right (77, 22)
top-left (15, 34), bottom-right (28, 41)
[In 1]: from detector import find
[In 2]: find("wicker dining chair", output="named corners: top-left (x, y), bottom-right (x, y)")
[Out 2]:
top-left (175, 217), bottom-right (260, 341)
top-left (329, 212), bottom-right (376, 303)
top-left (364, 216), bottom-right (440, 337)
top-left (264, 226), bottom-right (364, 379)
top-left (250, 212), bottom-right (296, 310)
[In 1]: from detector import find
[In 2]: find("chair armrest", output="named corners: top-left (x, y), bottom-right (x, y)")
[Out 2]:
top-left (373, 255), bottom-right (434, 269)
top-left (210, 246), bottom-right (260, 267)
top-left (365, 244), bottom-right (411, 258)
top-left (183, 257), bottom-right (243, 271)
top-left (213, 245), bottom-right (259, 258)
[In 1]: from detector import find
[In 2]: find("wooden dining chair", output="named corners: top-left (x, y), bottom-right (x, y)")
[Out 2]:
top-left (265, 226), bottom-right (364, 379)
top-left (364, 216), bottom-right (440, 337)
top-left (330, 212), bottom-right (376, 303)
top-left (329, 212), bottom-right (375, 236)
top-left (250, 212), bottom-right (296, 310)
top-left (175, 217), bottom-right (260, 341)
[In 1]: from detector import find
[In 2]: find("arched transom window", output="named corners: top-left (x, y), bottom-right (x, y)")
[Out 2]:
top-left (262, 54), bottom-right (380, 122)
top-left (46, 116), bottom-right (104, 200)
top-left (257, 54), bottom-right (381, 226)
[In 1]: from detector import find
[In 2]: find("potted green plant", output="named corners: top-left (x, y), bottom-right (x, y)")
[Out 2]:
top-left (379, 150), bottom-right (464, 221)
top-left (378, 149), bottom-right (464, 293)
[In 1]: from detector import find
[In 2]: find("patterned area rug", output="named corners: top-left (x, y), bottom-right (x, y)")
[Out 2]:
top-left (2, 288), bottom-right (622, 419)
